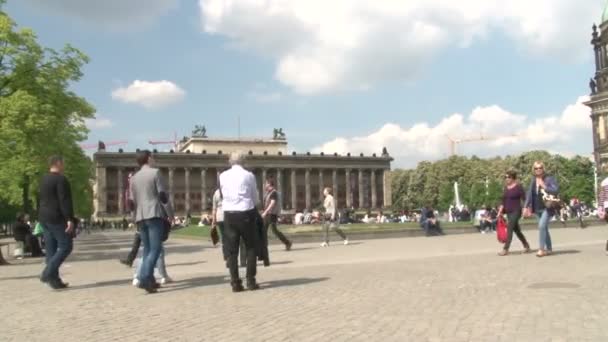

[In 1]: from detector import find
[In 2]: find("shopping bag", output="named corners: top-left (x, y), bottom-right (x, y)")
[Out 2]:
top-left (496, 216), bottom-right (508, 243)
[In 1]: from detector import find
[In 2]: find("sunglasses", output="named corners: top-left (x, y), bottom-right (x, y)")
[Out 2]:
top-left (534, 167), bottom-right (543, 170)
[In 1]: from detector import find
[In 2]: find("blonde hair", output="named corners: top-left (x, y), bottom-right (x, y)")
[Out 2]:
top-left (532, 161), bottom-right (545, 171)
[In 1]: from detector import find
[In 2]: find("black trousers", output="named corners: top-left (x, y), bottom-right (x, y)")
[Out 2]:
top-left (264, 215), bottom-right (290, 246)
top-left (125, 232), bottom-right (141, 264)
top-left (224, 210), bottom-right (258, 283)
top-left (504, 210), bottom-right (529, 250)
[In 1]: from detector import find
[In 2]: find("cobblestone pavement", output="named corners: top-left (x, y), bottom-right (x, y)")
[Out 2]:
top-left (2, 226), bottom-right (608, 342)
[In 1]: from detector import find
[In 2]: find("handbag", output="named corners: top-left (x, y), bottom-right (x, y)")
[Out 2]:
top-left (540, 188), bottom-right (562, 210)
top-left (496, 216), bottom-right (508, 243)
top-left (210, 225), bottom-right (219, 246)
top-left (160, 204), bottom-right (172, 242)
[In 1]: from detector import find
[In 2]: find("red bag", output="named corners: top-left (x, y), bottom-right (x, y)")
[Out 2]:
top-left (496, 216), bottom-right (507, 243)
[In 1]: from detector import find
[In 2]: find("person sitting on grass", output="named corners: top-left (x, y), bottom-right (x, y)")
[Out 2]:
top-left (420, 205), bottom-right (445, 237)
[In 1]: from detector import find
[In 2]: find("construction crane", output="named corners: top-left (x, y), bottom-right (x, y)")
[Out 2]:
top-left (148, 132), bottom-right (178, 149)
top-left (446, 134), bottom-right (519, 156)
top-left (80, 140), bottom-right (128, 150)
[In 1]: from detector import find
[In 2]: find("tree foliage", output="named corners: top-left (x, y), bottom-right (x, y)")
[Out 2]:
top-left (0, 0), bottom-right (95, 220)
top-left (391, 151), bottom-right (596, 211)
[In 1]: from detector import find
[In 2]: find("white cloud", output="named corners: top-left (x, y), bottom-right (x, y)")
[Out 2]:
top-left (312, 96), bottom-right (592, 168)
top-left (199, 0), bottom-right (600, 94)
top-left (111, 80), bottom-right (186, 109)
top-left (85, 116), bottom-right (114, 129)
top-left (21, 0), bottom-right (179, 30)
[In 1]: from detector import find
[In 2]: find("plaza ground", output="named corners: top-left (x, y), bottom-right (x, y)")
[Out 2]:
top-left (2, 225), bottom-right (608, 341)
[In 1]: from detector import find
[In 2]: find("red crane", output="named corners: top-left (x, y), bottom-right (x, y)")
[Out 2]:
top-left (80, 140), bottom-right (128, 150)
top-left (148, 132), bottom-right (178, 148)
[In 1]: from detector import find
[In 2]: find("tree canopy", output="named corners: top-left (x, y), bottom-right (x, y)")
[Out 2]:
top-left (0, 0), bottom-right (95, 221)
top-left (391, 151), bottom-right (595, 211)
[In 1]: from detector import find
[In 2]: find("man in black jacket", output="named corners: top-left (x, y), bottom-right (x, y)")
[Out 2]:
top-left (38, 156), bottom-right (74, 289)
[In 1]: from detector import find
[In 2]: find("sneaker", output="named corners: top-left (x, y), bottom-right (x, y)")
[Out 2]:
top-left (343, 239), bottom-right (349, 245)
top-left (160, 277), bottom-right (173, 285)
top-left (132, 278), bottom-right (140, 287)
top-left (320, 242), bottom-right (328, 247)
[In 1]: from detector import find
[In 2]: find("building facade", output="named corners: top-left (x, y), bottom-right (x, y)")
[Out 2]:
top-left (587, 5), bottom-right (608, 170)
top-left (93, 137), bottom-right (393, 218)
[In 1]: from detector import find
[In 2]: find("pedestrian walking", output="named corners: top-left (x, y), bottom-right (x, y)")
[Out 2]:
top-left (128, 150), bottom-right (174, 293)
top-left (38, 155), bottom-right (74, 289)
top-left (320, 187), bottom-right (348, 247)
top-left (497, 170), bottom-right (530, 256)
top-left (524, 161), bottom-right (560, 258)
top-left (261, 178), bottom-right (292, 251)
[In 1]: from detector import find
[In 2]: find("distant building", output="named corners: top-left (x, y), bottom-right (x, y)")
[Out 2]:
top-left (93, 135), bottom-right (393, 218)
top-left (586, 5), bottom-right (608, 169)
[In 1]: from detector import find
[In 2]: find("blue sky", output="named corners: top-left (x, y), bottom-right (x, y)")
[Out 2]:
top-left (6, 0), bottom-right (604, 167)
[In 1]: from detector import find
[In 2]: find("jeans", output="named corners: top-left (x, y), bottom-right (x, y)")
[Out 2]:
top-left (422, 220), bottom-right (444, 236)
top-left (41, 222), bottom-right (73, 281)
top-left (504, 210), bottom-right (529, 250)
top-left (223, 210), bottom-right (258, 283)
top-left (537, 210), bottom-right (552, 251)
top-left (135, 246), bottom-right (168, 279)
top-left (322, 217), bottom-right (347, 243)
top-left (137, 218), bottom-right (164, 287)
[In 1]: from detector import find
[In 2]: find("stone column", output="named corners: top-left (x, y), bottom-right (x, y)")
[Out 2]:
top-left (185, 168), bottom-right (191, 214)
top-left (276, 169), bottom-right (283, 207)
top-left (371, 169), bottom-right (377, 209)
top-left (168, 168), bottom-right (175, 207)
top-left (358, 169), bottom-right (364, 208)
top-left (332, 169), bottom-right (338, 207)
top-left (95, 166), bottom-right (107, 217)
top-left (318, 169), bottom-right (324, 201)
top-left (117, 168), bottom-right (124, 215)
top-left (345, 169), bottom-right (352, 208)
top-left (261, 168), bottom-right (267, 202)
top-left (201, 169), bottom-right (207, 211)
top-left (291, 169), bottom-right (297, 210)
top-left (383, 170), bottom-right (393, 207)
top-left (305, 169), bottom-right (311, 210)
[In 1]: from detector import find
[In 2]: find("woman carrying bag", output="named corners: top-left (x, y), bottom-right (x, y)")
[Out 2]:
top-left (497, 170), bottom-right (531, 256)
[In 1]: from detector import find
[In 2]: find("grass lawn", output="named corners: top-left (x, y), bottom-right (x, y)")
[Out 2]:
top-left (172, 217), bottom-right (595, 240)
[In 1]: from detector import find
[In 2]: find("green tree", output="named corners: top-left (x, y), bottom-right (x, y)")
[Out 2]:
top-left (0, 1), bottom-right (95, 219)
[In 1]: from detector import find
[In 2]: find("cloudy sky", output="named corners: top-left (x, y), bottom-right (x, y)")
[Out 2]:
top-left (8, 0), bottom-right (604, 167)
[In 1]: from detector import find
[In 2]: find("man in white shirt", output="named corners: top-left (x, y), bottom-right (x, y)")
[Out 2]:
top-left (220, 151), bottom-right (260, 292)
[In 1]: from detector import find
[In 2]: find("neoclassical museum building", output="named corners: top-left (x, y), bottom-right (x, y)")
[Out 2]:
top-left (93, 135), bottom-right (393, 218)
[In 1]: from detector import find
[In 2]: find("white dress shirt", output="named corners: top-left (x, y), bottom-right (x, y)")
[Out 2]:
top-left (219, 165), bottom-right (259, 212)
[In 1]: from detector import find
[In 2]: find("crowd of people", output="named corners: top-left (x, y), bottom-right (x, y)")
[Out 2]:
top-left (7, 153), bottom-right (608, 293)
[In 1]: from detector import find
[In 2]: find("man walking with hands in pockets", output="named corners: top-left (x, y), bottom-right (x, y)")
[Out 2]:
top-left (220, 151), bottom-right (261, 292)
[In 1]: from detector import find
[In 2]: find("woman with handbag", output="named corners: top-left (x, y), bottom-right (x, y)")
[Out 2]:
top-left (320, 187), bottom-right (348, 247)
top-left (497, 171), bottom-right (530, 256)
top-left (524, 161), bottom-right (560, 258)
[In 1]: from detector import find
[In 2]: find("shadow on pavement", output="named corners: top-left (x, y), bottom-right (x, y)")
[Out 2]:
top-left (159, 275), bottom-right (229, 293)
top-left (168, 261), bottom-right (207, 267)
top-left (0, 274), bottom-right (40, 281)
top-left (67, 278), bottom-right (132, 291)
top-left (550, 250), bottom-right (581, 256)
top-left (260, 277), bottom-right (329, 289)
